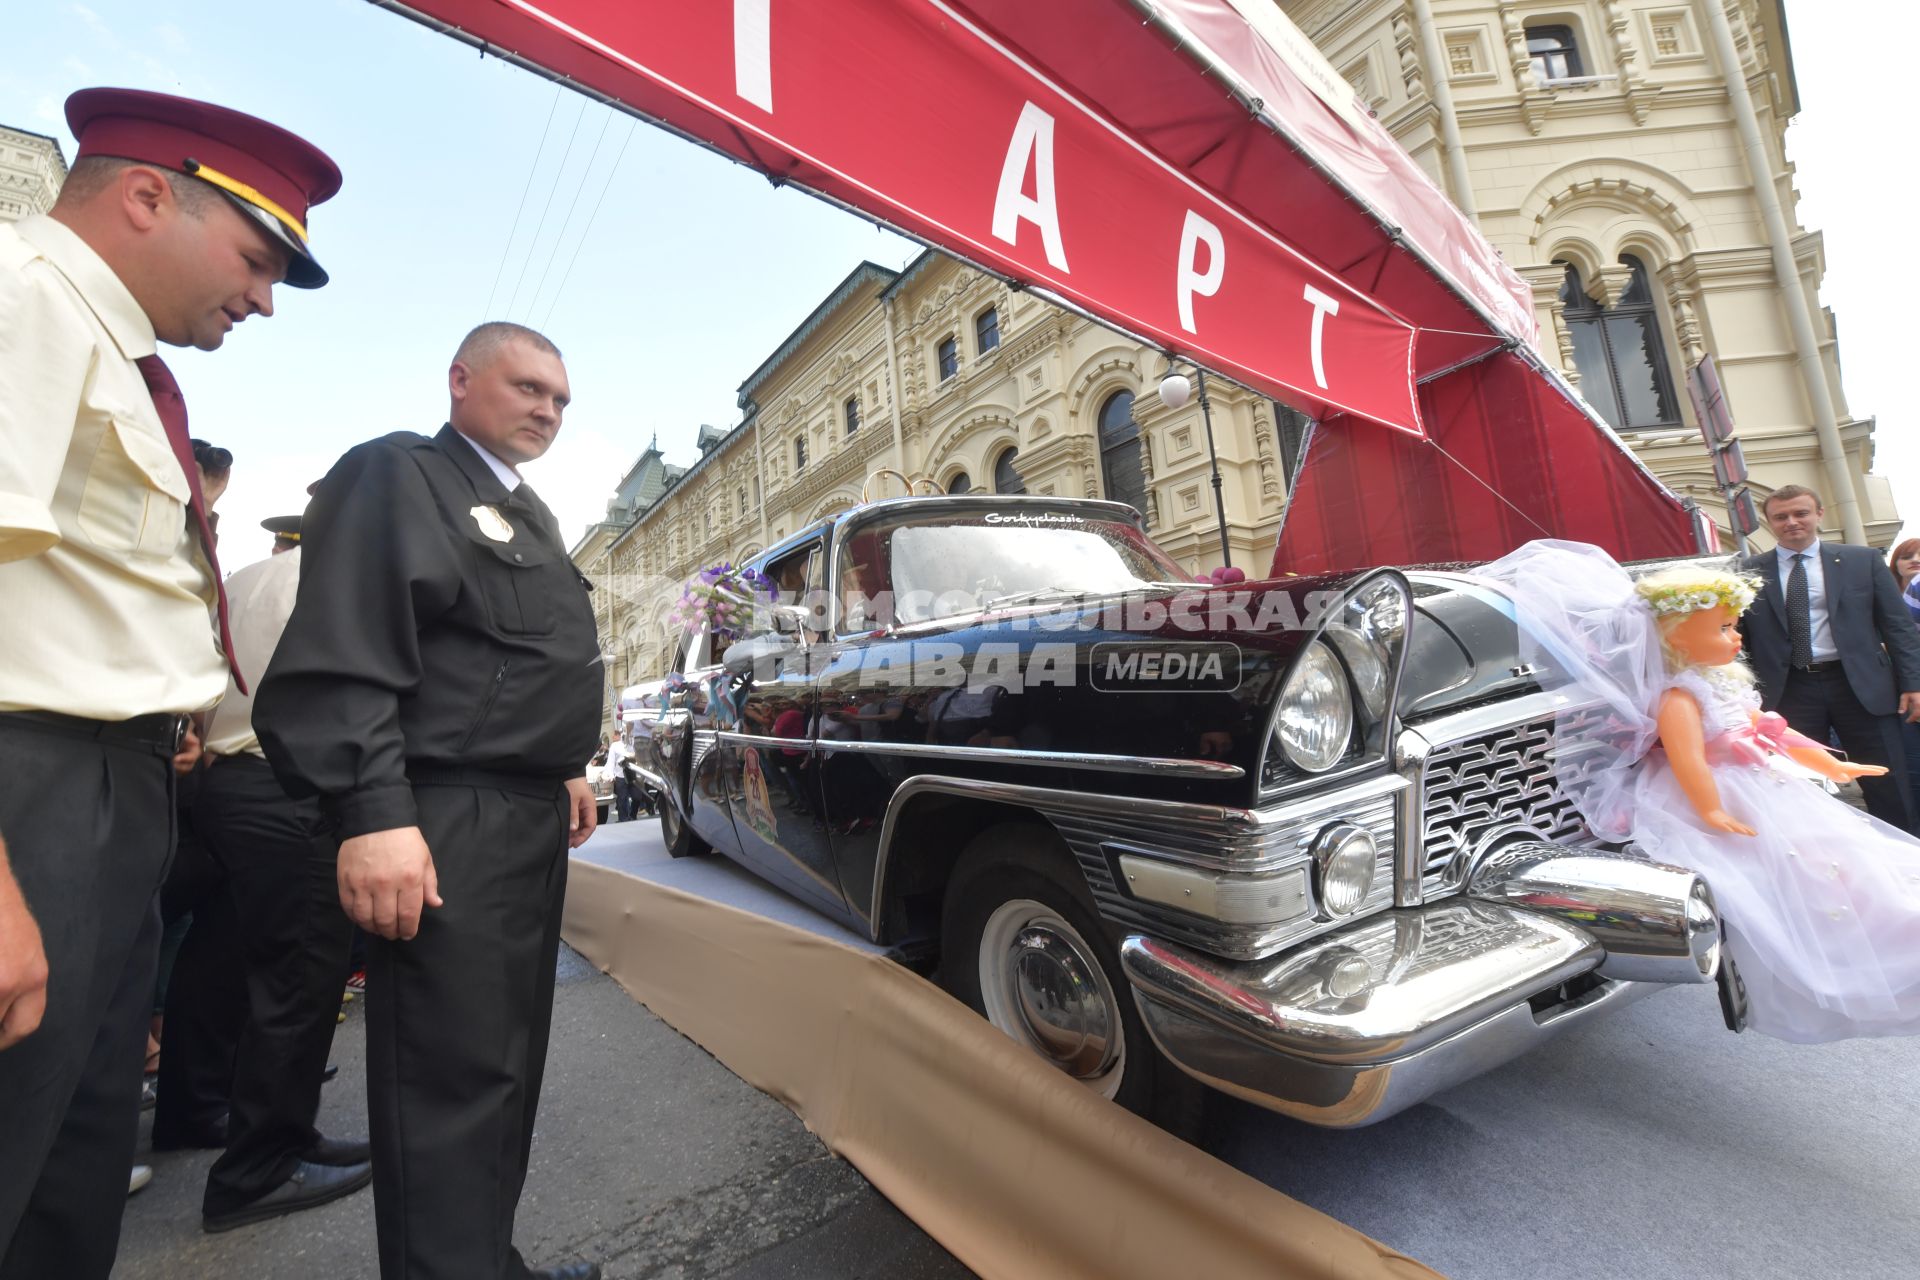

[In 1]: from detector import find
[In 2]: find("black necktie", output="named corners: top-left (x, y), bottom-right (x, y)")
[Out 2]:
top-left (1787, 553), bottom-right (1813, 668)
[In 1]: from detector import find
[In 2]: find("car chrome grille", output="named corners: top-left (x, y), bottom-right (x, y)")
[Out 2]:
top-left (1419, 709), bottom-right (1596, 895)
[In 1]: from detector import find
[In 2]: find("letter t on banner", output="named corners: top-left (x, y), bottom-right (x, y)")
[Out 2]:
top-left (1177, 210), bottom-right (1225, 334)
top-left (735, 0), bottom-right (772, 110)
top-left (992, 101), bottom-right (1070, 272)
top-left (1302, 284), bottom-right (1341, 389)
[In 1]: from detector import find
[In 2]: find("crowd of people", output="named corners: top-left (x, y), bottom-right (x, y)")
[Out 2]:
top-left (1, 89), bottom-right (603, 1280)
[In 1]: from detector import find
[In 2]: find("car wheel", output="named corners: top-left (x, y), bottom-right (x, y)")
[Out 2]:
top-left (940, 824), bottom-right (1204, 1132)
top-left (658, 787), bottom-right (710, 859)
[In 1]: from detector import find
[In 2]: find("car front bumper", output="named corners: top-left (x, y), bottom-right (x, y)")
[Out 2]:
top-left (1121, 900), bottom-right (1644, 1128)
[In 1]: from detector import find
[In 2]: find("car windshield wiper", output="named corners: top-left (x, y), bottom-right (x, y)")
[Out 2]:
top-left (981, 586), bottom-right (1082, 611)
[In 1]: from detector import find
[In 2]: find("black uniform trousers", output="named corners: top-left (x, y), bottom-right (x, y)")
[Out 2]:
top-left (366, 778), bottom-right (570, 1280)
top-left (0, 718), bottom-right (172, 1280)
top-left (152, 776), bottom-right (247, 1147)
top-left (193, 755), bottom-right (354, 1214)
top-left (1777, 666), bottom-right (1915, 830)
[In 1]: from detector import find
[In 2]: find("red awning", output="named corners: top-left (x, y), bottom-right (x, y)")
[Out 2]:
top-left (371, 0), bottom-right (1697, 569)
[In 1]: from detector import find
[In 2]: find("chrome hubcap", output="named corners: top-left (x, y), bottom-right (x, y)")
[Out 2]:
top-left (978, 899), bottom-right (1124, 1096)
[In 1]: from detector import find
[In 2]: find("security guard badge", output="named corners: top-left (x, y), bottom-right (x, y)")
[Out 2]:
top-left (471, 505), bottom-right (515, 542)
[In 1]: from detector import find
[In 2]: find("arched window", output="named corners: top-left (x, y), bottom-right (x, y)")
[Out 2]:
top-left (975, 307), bottom-right (1000, 354)
top-left (794, 435), bottom-right (807, 471)
top-left (1558, 256), bottom-right (1682, 431)
top-left (1526, 24), bottom-right (1584, 83)
top-left (993, 446), bottom-right (1024, 495)
top-left (947, 472), bottom-right (972, 495)
top-left (1097, 390), bottom-right (1148, 516)
top-left (845, 396), bottom-right (860, 436)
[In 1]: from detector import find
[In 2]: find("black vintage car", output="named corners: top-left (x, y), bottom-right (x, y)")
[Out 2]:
top-left (633, 495), bottom-right (1723, 1127)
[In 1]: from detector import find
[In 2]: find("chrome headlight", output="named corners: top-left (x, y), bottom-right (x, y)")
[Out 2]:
top-left (1313, 822), bottom-right (1377, 917)
top-left (1273, 640), bottom-right (1354, 772)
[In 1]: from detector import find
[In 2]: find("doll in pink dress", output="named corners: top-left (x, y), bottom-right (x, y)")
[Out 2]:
top-left (1479, 542), bottom-right (1920, 1043)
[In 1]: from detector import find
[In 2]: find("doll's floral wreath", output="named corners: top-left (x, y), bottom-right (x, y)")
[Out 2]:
top-left (1634, 569), bottom-right (1761, 618)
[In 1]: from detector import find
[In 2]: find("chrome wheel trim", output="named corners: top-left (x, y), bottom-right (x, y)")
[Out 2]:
top-left (660, 792), bottom-right (684, 844)
top-left (976, 897), bottom-right (1125, 1098)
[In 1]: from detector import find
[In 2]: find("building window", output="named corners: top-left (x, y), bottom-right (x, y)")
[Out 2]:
top-left (975, 307), bottom-right (1000, 355)
top-left (1526, 24), bottom-right (1584, 83)
top-left (845, 396), bottom-right (860, 436)
top-left (794, 435), bottom-right (807, 471)
top-left (738, 486), bottom-right (747, 518)
top-left (1097, 390), bottom-right (1148, 517)
top-left (993, 446), bottom-right (1025, 495)
top-left (937, 337), bottom-right (958, 381)
top-left (1446, 38), bottom-right (1478, 77)
top-left (1651, 21), bottom-right (1682, 57)
top-left (947, 472), bottom-right (972, 495)
top-left (1558, 257), bottom-right (1682, 432)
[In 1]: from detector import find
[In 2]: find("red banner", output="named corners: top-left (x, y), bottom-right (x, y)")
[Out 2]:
top-left (385, 0), bottom-right (1426, 435)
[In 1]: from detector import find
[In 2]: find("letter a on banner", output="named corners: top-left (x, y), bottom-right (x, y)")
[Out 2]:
top-left (1177, 210), bottom-right (1225, 334)
top-left (993, 102), bottom-right (1069, 272)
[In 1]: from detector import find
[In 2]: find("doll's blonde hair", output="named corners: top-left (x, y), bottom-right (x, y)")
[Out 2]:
top-left (1634, 564), bottom-right (1762, 682)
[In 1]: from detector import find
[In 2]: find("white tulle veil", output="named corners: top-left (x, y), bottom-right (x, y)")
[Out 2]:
top-left (1466, 539), bottom-right (1686, 841)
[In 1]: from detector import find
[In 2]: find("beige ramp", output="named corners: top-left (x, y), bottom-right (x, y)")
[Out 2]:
top-left (563, 855), bottom-right (1443, 1280)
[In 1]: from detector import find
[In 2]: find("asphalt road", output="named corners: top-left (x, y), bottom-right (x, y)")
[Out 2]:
top-left (1204, 980), bottom-right (1920, 1280)
top-left (115, 930), bottom-right (972, 1279)
top-left (115, 813), bottom-right (1920, 1280)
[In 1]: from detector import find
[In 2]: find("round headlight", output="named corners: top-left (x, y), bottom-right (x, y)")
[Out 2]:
top-left (1324, 626), bottom-right (1388, 719)
top-left (1314, 822), bottom-right (1378, 917)
top-left (1273, 641), bottom-right (1354, 772)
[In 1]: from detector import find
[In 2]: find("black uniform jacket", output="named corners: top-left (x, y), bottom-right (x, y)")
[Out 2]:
top-left (256, 425), bottom-right (603, 839)
top-left (1739, 542), bottom-right (1920, 716)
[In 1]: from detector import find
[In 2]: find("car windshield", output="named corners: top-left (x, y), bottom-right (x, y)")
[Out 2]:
top-left (838, 505), bottom-right (1189, 630)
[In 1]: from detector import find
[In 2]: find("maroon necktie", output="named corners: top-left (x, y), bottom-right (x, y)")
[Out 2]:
top-left (135, 353), bottom-right (247, 694)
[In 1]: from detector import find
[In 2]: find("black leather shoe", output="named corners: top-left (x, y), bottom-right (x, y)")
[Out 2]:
top-left (152, 1114), bottom-right (228, 1151)
top-left (306, 1133), bottom-right (371, 1165)
top-left (321, 1063), bottom-right (339, 1083)
top-left (529, 1264), bottom-right (601, 1280)
top-left (202, 1159), bottom-right (373, 1233)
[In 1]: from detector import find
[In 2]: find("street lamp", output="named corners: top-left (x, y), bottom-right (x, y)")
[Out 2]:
top-left (1157, 362), bottom-right (1232, 569)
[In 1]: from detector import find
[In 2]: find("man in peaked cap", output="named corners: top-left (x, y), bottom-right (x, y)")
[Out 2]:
top-left (0, 88), bottom-right (341, 1279)
top-left (264, 513), bottom-right (304, 554)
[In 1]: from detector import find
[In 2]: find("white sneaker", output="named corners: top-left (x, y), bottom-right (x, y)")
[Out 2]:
top-left (128, 1165), bottom-right (153, 1196)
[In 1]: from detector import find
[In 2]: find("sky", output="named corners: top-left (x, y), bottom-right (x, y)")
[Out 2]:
top-left (0, 0), bottom-right (1911, 569)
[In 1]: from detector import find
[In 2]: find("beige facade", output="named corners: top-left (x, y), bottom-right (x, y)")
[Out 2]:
top-left (1282, 0), bottom-right (1893, 544)
top-left (0, 124), bottom-right (67, 224)
top-left (578, 0), bottom-right (1885, 699)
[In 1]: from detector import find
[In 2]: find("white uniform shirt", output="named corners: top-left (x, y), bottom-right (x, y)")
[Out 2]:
top-left (1775, 538), bottom-right (1839, 662)
top-left (453, 428), bottom-right (521, 491)
top-left (203, 548), bottom-right (302, 758)
top-left (0, 216), bottom-right (224, 717)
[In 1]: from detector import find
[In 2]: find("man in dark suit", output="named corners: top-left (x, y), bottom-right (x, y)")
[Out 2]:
top-left (1740, 485), bottom-right (1920, 830)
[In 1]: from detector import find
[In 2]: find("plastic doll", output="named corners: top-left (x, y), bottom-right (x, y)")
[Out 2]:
top-left (1476, 541), bottom-right (1920, 1044)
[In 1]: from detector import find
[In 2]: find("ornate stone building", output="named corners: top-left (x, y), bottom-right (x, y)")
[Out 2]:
top-left (0, 124), bottom-right (67, 223)
top-left (577, 0), bottom-right (1888, 697)
top-left (1281, 0), bottom-right (1893, 544)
